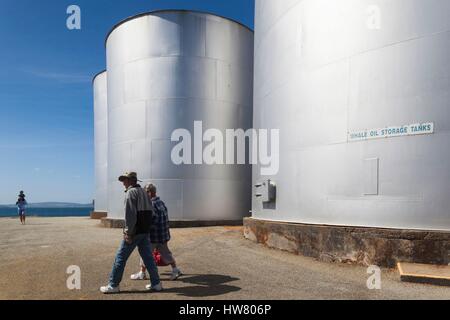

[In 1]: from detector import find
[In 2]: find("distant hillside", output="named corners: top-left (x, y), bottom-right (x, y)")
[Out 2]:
top-left (0, 202), bottom-right (93, 208)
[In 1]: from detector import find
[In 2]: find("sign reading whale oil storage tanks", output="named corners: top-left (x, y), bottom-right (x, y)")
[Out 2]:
top-left (348, 122), bottom-right (434, 142)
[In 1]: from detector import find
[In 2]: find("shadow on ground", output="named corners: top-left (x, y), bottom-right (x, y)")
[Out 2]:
top-left (120, 274), bottom-right (241, 298)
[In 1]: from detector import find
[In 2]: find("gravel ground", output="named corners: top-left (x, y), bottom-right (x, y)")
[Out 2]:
top-left (0, 217), bottom-right (449, 300)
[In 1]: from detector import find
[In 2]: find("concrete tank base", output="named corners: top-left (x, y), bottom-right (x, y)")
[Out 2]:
top-left (244, 218), bottom-right (450, 268)
top-left (90, 211), bottom-right (107, 220)
top-left (100, 218), bottom-right (244, 229)
top-left (101, 218), bottom-right (125, 229)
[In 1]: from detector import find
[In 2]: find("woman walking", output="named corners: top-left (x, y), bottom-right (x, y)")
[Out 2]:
top-left (130, 183), bottom-right (182, 281)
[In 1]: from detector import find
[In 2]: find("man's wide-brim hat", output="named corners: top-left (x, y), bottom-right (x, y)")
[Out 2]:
top-left (118, 172), bottom-right (141, 182)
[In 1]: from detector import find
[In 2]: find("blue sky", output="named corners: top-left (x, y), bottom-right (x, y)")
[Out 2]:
top-left (0, 0), bottom-right (254, 204)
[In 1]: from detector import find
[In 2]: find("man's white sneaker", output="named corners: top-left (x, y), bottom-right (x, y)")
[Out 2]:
top-left (130, 271), bottom-right (148, 280)
top-left (170, 269), bottom-right (182, 281)
top-left (146, 283), bottom-right (163, 292)
top-left (100, 285), bottom-right (120, 294)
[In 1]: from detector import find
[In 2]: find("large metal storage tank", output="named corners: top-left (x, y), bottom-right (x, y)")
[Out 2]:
top-left (253, 0), bottom-right (450, 231)
top-left (93, 71), bottom-right (108, 214)
top-left (106, 10), bottom-right (254, 221)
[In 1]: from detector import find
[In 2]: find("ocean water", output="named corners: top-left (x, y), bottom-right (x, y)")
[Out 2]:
top-left (0, 207), bottom-right (93, 218)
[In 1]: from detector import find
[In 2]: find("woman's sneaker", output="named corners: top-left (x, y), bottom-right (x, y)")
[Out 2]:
top-left (146, 283), bottom-right (163, 292)
top-left (130, 271), bottom-right (148, 280)
top-left (170, 268), bottom-right (182, 281)
top-left (100, 285), bottom-right (120, 294)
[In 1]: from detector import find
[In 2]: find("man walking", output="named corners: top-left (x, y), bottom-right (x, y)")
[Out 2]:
top-left (100, 172), bottom-right (162, 294)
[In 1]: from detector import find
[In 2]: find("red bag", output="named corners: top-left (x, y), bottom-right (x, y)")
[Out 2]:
top-left (153, 249), bottom-right (169, 267)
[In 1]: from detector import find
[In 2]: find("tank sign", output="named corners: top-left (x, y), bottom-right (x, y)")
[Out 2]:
top-left (348, 122), bottom-right (434, 142)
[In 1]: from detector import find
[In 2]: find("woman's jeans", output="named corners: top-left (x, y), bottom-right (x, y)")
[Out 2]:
top-left (109, 233), bottom-right (160, 288)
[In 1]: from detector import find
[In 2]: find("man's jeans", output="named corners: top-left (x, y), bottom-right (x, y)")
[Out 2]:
top-left (109, 233), bottom-right (160, 288)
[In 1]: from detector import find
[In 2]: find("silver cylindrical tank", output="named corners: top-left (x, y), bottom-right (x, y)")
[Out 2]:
top-left (93, 71), bottom-right (108, 213)
top-left (253, 0), bottom-right (450, 231)
top-left (106, 10), bottom-right (254, 220)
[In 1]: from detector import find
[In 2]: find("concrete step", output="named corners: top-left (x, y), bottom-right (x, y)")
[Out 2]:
top-left (398, 262), bottom-right (450, 287)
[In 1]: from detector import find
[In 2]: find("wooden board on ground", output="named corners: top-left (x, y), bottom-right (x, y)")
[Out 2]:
top-left (398, 262), bottom-right (450, 287)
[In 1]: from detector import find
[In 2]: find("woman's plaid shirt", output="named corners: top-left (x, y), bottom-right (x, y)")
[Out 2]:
top-left (150, 197), bottom-right (171, 243)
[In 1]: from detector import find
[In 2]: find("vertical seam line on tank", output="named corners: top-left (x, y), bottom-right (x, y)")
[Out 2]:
top-left (203, 17), bottom-right (207, 58)
top-left (215, 59), bottom-right (218, 101)
top-left (347, 57), bottom-right (352, 141)
top-left (180, 18), bottom-right (185, 58)
top-left (181, 179), bottom-right (184, 220)
top-left (144, 99), bottom-right (148, 143)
